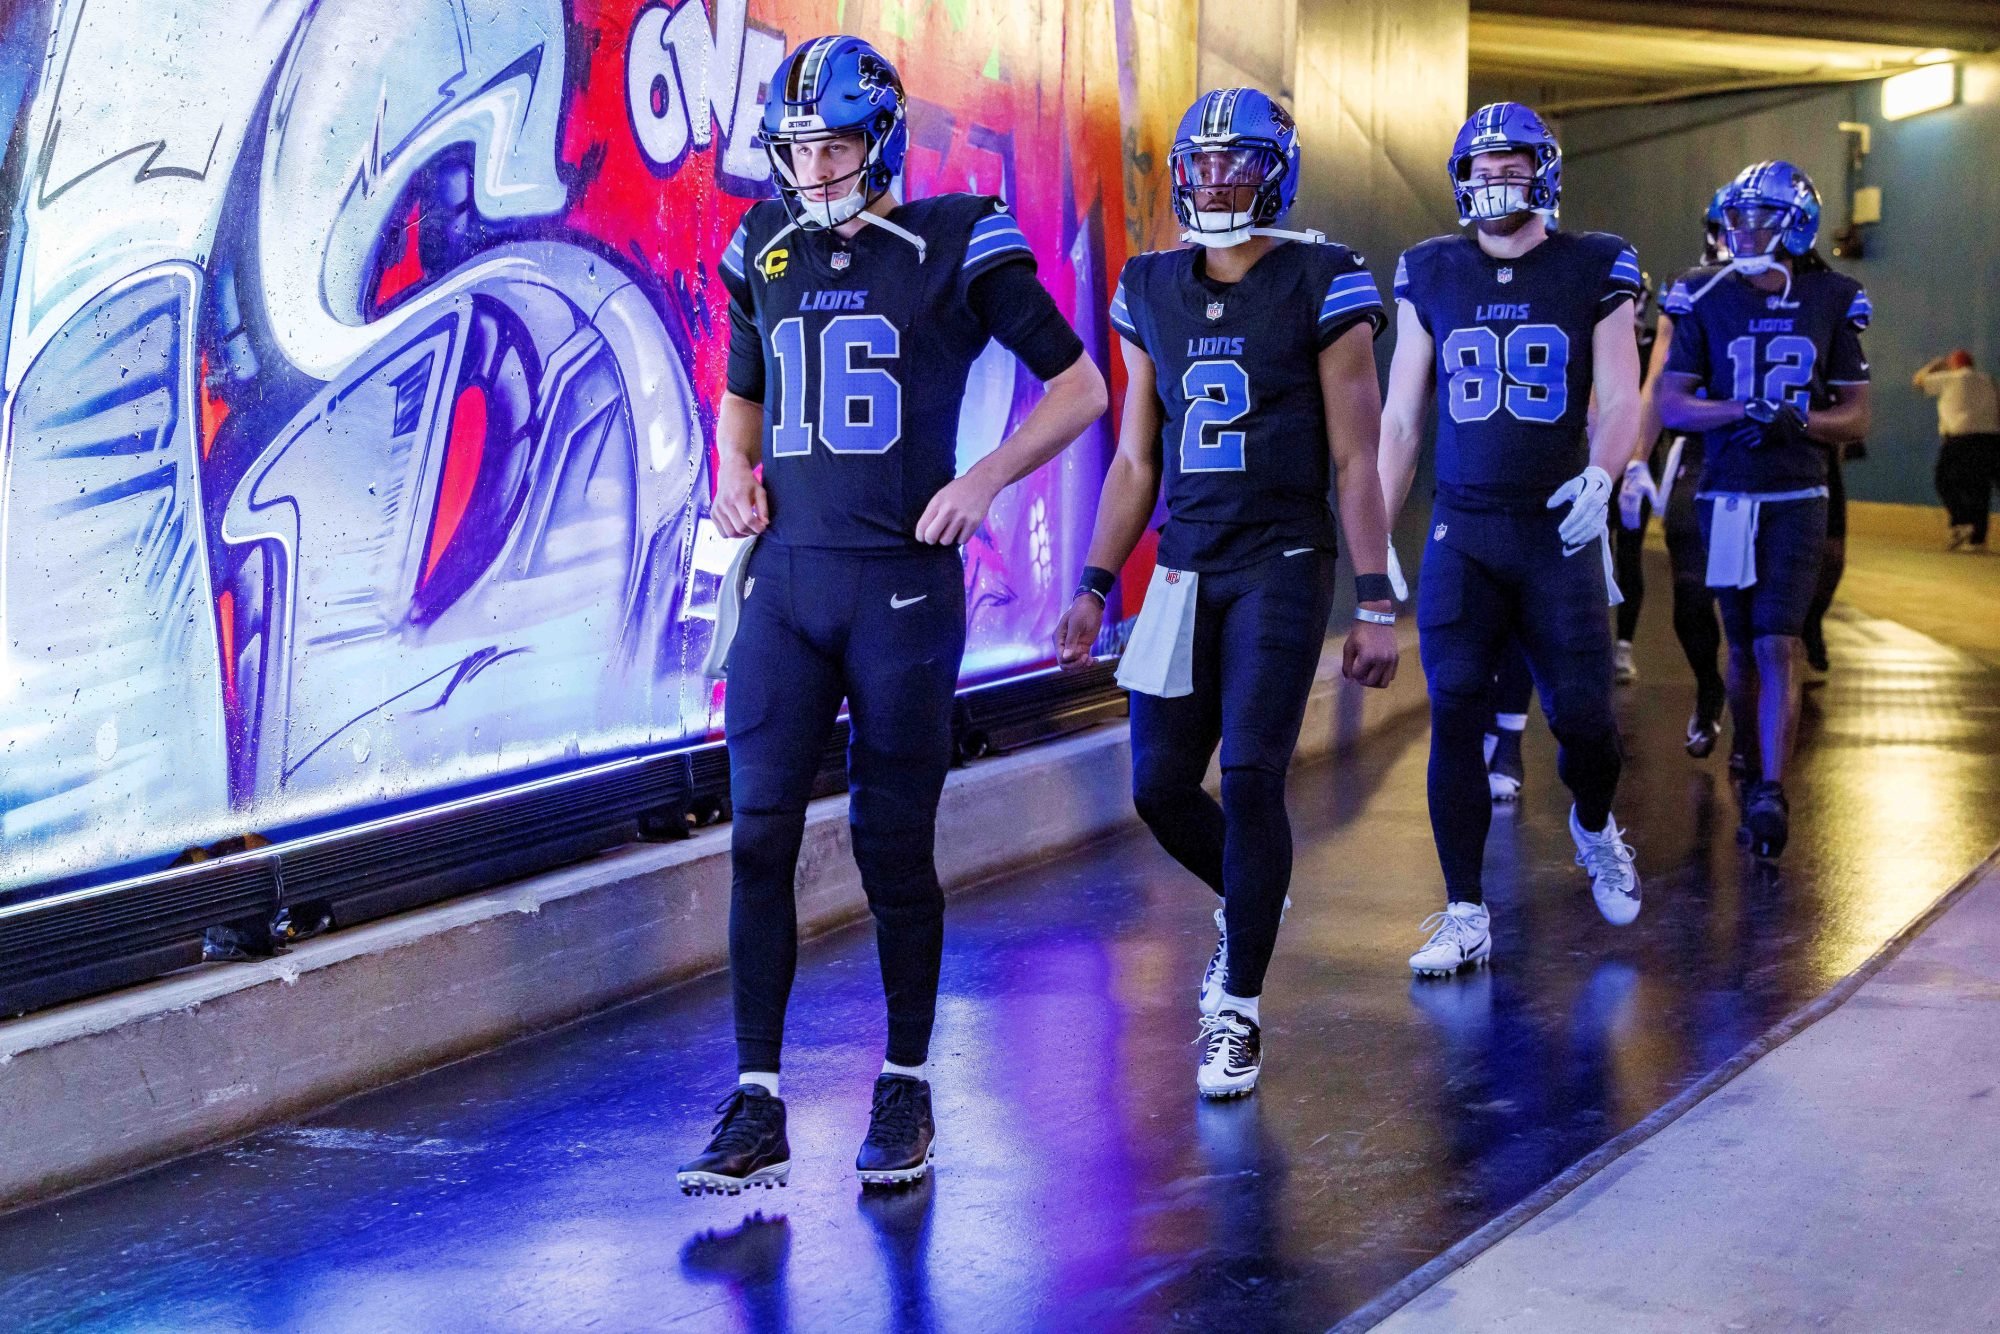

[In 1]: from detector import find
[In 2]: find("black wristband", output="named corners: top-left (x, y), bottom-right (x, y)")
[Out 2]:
top-left (1077, 565), bottom-right (1116, 600)
top-left (1355, 571), bottom-right (1395, 604)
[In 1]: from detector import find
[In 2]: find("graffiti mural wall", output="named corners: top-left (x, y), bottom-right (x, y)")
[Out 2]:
top-left (0, 0), bottom-right (1152, 894)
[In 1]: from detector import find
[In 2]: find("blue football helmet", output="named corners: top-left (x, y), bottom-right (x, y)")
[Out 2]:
top-left (759, 36), bottom-right (907, 230)
top-left (1169, 88), bottom-right (1301, 247)
top-left (1703, 184), bottom-right (1731, 263)
top-left (1448, 102), bottom-right (1561, 223)
top-left (1719, 160), bottom-right (1820, 258)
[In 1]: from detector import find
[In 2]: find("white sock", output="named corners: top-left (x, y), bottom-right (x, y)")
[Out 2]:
top-left (1220, 993), bottom-right (1260, 1025)
top-left (1495, 713), bottom-right (1528, 732)
top-left (739, 1071), bottom-right (779, 1097)
top-left (881, 1059), bottom-right (928, 1081)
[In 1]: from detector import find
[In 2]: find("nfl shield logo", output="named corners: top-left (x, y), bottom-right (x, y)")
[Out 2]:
top-left (1497, 267), bottom-right (1513, 284)
top-left (1206, 300), bottom-right (1225, 322)
top-left (831, 251), bottom-right (852, 271)
top-left (1165, 569), bottom-right (1182, 585)
top-left (1433, 523), bottom-right (1448, 541)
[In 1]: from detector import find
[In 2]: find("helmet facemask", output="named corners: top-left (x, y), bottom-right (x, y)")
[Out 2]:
top-left (1458, 149), bottom-right (1548, 233)
top-left (764, 118), bottom-right (897, 231)
top-left (1171, 140), bottom-right (1289, 248)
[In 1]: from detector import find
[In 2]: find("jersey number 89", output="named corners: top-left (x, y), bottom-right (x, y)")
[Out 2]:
top-left (1443, 324), bottom-right (1570, 425)
top-left (770, 314), bottom-right (903, 456)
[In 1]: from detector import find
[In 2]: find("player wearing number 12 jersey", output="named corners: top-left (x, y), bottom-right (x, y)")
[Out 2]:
top-left (1657, 161), bottom-right (1871, 859)
top-left (1378, 102), bottom-right (1646, 978)
top-left (678, 35), bottom-right (1106, 1196)
top-left (1056, 88), bottom-right (1400, 1098)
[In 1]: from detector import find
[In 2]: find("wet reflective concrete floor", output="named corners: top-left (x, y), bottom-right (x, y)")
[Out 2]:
top-left (5, 588), bottom-right (2000, 1333)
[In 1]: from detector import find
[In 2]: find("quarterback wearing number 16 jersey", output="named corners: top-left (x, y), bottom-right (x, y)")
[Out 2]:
top-left (1379, 102), bottom-right (1646, 979)
top-left (681, 34), bottom-right (1104, 1199)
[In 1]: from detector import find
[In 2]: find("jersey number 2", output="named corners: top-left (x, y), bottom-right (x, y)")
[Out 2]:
top-left (1443, 324), bottom-right (1570, 425)
top-left (1181, 360), bottom-right (1251, 472)
top-left (770, 315), bottom-right (903, 456)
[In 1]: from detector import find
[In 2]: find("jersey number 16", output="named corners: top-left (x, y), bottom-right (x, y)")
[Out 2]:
top-left (770, 315), bottom-right (904, 456)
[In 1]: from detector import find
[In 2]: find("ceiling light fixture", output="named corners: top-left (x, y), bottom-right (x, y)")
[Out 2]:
top-left (1882, 63), bottom-right (1956, 120)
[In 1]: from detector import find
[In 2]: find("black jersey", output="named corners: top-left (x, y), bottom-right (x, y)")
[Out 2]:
top-left (1110, 241), bottom-right (1385, 571)
top-left (1663, 264), bottom-right (1870, 493)
top-left (1394, 230), bottom-right (1642, 510)
top-left (719, 194), bottom-right (1080, 548)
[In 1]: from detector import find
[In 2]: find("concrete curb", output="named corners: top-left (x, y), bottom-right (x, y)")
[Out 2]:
top-left (0, 627), bottom-right (1422, 1211)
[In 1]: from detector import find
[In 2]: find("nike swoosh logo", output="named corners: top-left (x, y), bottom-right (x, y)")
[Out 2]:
top-left (890, 593), bottom-right (927, 609)
top-left (1282, 547), bottom-right (1316, 558)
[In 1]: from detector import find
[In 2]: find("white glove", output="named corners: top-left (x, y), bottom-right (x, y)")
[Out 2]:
top-left (1548, 464), bottom-right (1613, 550)
top-left (1386, 542), bottom-right (1409, 601)
top-left (1617, 458), bottom-right (1657, 530)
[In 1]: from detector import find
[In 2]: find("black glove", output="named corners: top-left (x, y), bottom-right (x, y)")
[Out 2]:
top-left (1740, 397), bottom-right (1810, 451)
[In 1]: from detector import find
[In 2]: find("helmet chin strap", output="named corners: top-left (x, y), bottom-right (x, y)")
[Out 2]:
top-left (1182, 221), bottom-right (1324, 249)
top-left (1687, 234), bottom-right (1793, 307)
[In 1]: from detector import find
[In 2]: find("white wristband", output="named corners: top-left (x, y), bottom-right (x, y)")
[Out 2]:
top-left (1354, 607), bottom-right (1396, 626)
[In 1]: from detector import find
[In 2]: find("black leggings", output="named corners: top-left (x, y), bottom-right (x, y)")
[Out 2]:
top-left (1419, 504), bottom-right (1622, 905)
top-left (1663, 446), bottom-right (1726, 723)
top-left (725, 543), bottom-right (967, 1074)
top-left (1612, 487), bottom-right (1647, 644)
top-left (1129, 550), bottom-right (1336, 999)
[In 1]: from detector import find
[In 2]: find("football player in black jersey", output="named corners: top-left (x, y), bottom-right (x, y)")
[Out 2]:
top-left (678, 36), bottom-right (1107, 1195)
top-left (1656, 161), bottom-right (1871, 858)
top-left (1379, 103), bottom-right (1646, 979)
top-left (1633, 187), bottom-right (1732, 761)
top-left (1054, 88), bottom-right (1399, 1098)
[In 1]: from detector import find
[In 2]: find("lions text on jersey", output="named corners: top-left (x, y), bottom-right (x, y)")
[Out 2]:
top-left (1110, 241), bottom-right (1385, 570)
top-left (1663, 266), bottom-right (1870, 493)
top-left (719, 194), bottom-right (1080, 547)
top-left (1395, 230), bottom-right (1643, 508)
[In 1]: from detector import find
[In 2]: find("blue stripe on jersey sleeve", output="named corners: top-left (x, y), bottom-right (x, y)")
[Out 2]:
top-left (1662, 280), bottom-right (1693, 316)
top-left (1610, 246), bottom-right (1642, 284)
top-left (721, 223), bottom-right (748, 280)
top-left (1846, 289), bottom-right (1873, 329)
top-left (1109, 277), bottom-right (1139, 340)
top-left (963, 215), bottom-right (1032, 270)
top-left (1392, 253), bottom-right (1412, 303)
top-left (1318, 271), bottom-right (1383, 327)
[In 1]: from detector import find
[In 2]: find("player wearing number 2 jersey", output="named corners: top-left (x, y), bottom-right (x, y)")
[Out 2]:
top-left (1055, 88), bottom-right (1399, 1099)
top-left (679, 35), bottom-right (1106, 1196)
top-left (1378, 102), bottom-right (1646, 979)
top-left (1657, 160), bottom-right (1870, 859)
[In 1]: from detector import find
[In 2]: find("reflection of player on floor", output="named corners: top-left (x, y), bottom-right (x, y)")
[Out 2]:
top-left (1378, 103), bottom-right (1645, 980)
top-left (1055, 88), bottom-right (1399, 1100)
top-left (1655, 161), bottom-right (1872, 859)
top-left (678, 35), bottom-right (1107, 1196)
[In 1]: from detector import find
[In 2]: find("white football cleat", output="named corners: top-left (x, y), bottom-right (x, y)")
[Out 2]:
top-left (1571, 806), bottom-right (1641, 926)
top-left (1409, 901), bottom-right (1491, 977)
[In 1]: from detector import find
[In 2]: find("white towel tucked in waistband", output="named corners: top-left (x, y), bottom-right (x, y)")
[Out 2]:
top-left (700, 535), bottom-right (758, 680)
top-left (1115, 565), bottom-right (1199, 698)
top-left (1698, 487), bottom-right (1828, 590)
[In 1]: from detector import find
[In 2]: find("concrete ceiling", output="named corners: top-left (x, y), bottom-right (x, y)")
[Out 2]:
top-left (1469, 1), bottom-right (2000, 113)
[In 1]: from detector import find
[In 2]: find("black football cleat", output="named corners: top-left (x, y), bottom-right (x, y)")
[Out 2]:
top-left (856, 1074), bottom-right (935, 1188)
top-left (1745, 781), bottom-right (1790, 859)
top-left (1685, 712), bottom-right (1721, 759)
top-left (678, 1085), bottom-right (791, 1196)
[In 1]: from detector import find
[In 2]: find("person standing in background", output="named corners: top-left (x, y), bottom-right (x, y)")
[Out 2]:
top-left (1915, 350), bottom-right (2000, 551)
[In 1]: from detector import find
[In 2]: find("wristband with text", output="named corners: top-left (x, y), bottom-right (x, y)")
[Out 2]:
top-left (1354, 606), bottom-right (1397, 626)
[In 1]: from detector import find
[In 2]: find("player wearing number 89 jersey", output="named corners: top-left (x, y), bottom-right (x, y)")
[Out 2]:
top-left (683, 34), bottom-right (1106, 1197)
top-left (1379, 102), bottom-right (1646, 977)
top-left (1055, 88), bottom-right (1402, 1099)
